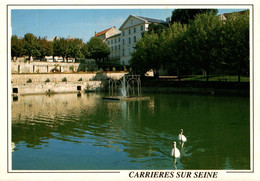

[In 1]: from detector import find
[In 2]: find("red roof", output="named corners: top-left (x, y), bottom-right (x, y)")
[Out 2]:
top-left (95, 27), bottom-right (115, 37)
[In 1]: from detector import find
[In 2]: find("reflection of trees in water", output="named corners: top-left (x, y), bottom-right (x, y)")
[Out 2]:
top-left (11, 93), bottom-right (249, 169)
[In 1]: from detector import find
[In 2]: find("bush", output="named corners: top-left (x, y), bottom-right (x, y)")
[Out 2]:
top-left (62, 77), bottom-right (67, 82)
top-left (78, 78), bottom-right (82, 81)
top-left (45, 78), bottom-right (50, 83)
top-left (27, 78), bottom-right (32, 83)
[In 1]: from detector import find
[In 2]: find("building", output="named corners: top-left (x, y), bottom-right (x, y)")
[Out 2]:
top-left (119, 15), bottom-right (167, 65)
top-left (94, 26), bottom-right (120, 40)
top-left (105, 33), bottom-right (121, 64)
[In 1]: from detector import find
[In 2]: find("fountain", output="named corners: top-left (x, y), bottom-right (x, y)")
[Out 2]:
top-left (103, 75), bottom-right (150, 101)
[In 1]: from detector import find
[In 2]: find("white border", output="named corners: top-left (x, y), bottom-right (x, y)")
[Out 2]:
top-left (1, 1), bottom-right (259, 181)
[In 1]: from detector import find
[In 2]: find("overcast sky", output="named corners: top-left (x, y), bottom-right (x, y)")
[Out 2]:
top-left (11, 8), bottom-right (246, 43)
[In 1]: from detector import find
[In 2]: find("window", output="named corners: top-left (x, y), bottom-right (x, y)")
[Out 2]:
top-left (108, 40), bottom-right (110, 45)
top-left (129, 37), bottom-right (131, 44)
top-left (118, 45), bottom-right (120, 50)
top-left (115, 38), bottom-right (117, 43)
top-left (134, 36), bottom-right (136, 43)
top-left (141, 25), bottom-right (143, 31)
top-left (122, 49), bottom-right (125, 56)
top-left (123, 39), bottom-right (125, 45)
top-left (123, 31), bottom-right (125, 36)
top-left (111, 47), bottom-right (113, 51)
top-left (115, 45), bottom-right (117, 50)
top-left (129, 29), bottom-right (131, 35)
top-left (111, 39), bottom-right (113, 44)
top-left (118, 37), bottom-right (120, 42)
top-left (77, 86), bottom-right (81, 91)
top-left (134, 27), bottom-right (136, 33)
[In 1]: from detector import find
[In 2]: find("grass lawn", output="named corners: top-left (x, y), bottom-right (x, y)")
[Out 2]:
top-left (181, 75), bottom-right (249, 82)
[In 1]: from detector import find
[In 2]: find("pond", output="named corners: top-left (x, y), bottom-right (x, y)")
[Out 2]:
top-left (11, 93), bottom-right (250, 170)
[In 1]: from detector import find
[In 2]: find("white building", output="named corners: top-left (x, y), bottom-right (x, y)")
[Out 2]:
top-left (105, 33), bottom-right (121, 64)
top-left (119, 15), bottom-right (167, 65)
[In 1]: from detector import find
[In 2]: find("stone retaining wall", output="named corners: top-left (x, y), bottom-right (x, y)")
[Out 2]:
top-left (11, 72), bottom-right (127, 95)
top-left (12, 81), bottom-right (102, 95)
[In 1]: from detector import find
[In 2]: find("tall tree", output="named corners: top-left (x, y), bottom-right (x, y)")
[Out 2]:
top-left (11, 35), bottom-right (24, 60)
top-left (87, 37), bottom-right (110, 64)
top-left (221, 11), bottom-right (249, 82)
top-left (170, 9), bottom-right (218, 25)
top-left (68, 38), bottom-right (84, 62)
top-left (23, 33), bottom-right (40, 61)
top-left (162, 23), bottom-right (188, 80)
top-left (53, 38), bottom-right (70, 62)
top-left (130, 32), bottom-right (161, 78)
top-left (38, 37), bottom-right (53, 61)
top-left (186, 12), bottom-right (223, 81)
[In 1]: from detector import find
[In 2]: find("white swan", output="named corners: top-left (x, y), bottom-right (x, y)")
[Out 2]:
top-left (171, 141), bottom-right (180, 158)
top-left (178, 129), bottom-right (187, 142)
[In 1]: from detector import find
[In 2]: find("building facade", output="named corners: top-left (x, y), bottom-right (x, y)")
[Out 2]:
top-left (119, 15), bottom-right (166, 65)
top-left (105, 33), bottom-right (121, 64)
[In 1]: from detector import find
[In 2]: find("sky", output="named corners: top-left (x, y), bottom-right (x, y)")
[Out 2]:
top-left (11, 8), bottom-right (246, 43)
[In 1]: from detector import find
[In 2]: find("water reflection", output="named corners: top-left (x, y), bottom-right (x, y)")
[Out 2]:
top-left (12, 93), bottom-right (250, 170)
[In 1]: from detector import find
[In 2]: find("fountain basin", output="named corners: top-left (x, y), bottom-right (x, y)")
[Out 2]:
top-left (102, 96), bottom-right (150, 101)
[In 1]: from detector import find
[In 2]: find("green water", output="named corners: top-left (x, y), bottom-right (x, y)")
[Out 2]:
top-left (11, 93), bottom-right (250, 170)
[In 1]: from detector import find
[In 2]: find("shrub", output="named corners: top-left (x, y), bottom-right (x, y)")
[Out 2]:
top-left (62, 77), bottom-right (67, 82)
top-left (27, 78), bottom-right (32, 83)
top-left (78, 78), bottom-right (82, 81)
top-left (45, 78), bottom-right (50, 83)
top-left (112, 67), bottom-right (116, 71)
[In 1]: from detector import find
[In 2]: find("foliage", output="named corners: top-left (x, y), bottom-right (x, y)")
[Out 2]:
top-left (130, 31), bottom-right (161, 78)
top-left (185, 12), bottom-right (224, 81)
top-left (27, 78), bottom-right (32, 83)
top-left (23, 33), bottom-right (41, 61)
top-left (78, 78), bottom-right (82, 81)
top-left (221, 11), bottom-right (249, 82)
top-left (87, 37), bottom-right (110, 63)
top-left (170, 9), bottom-right (218, 24)
top-left (38, 37), bottom-right (53, 60)
top-left (45, 78), bottom-right (50, 82)
top-left (161, 22), bottom-right (188, 80)
top-left (62, 77), bottom-right (67, 82)
top-left (11, 35), bottom-right (24, 59)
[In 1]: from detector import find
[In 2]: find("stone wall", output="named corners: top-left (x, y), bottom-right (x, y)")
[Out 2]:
top-left (11, 72), bottom-right (127, 95)
top-left (12, 81), bottom-right (102, 95)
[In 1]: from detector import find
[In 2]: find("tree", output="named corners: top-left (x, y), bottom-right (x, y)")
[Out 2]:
top-left (53, 38), bottom-right (70, 62)
top-left (11, 35), bottom-right (24, 60)
top-left (81, 43), bottom-right (90, 59)
top-left (67, 38), bottom-right (84, 62)
top-left (130, 32), bottom-right (161, 78)
top-left (38, 37), bottom-right (53, 61)
top-left (87, 37), bottom-right (110, 64)
top-left (23, 33), bottom-right (40, 61)
top-left (221, 11), bottom-right (249, 82)
top-left (147, 22), bottom-right (168, 35)
top-left (170, 9), bottom-right (218, 25)
top-left (162, 23), bottom-right (188, 80)
top-left (185, 12), bottom-right (223, 81)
